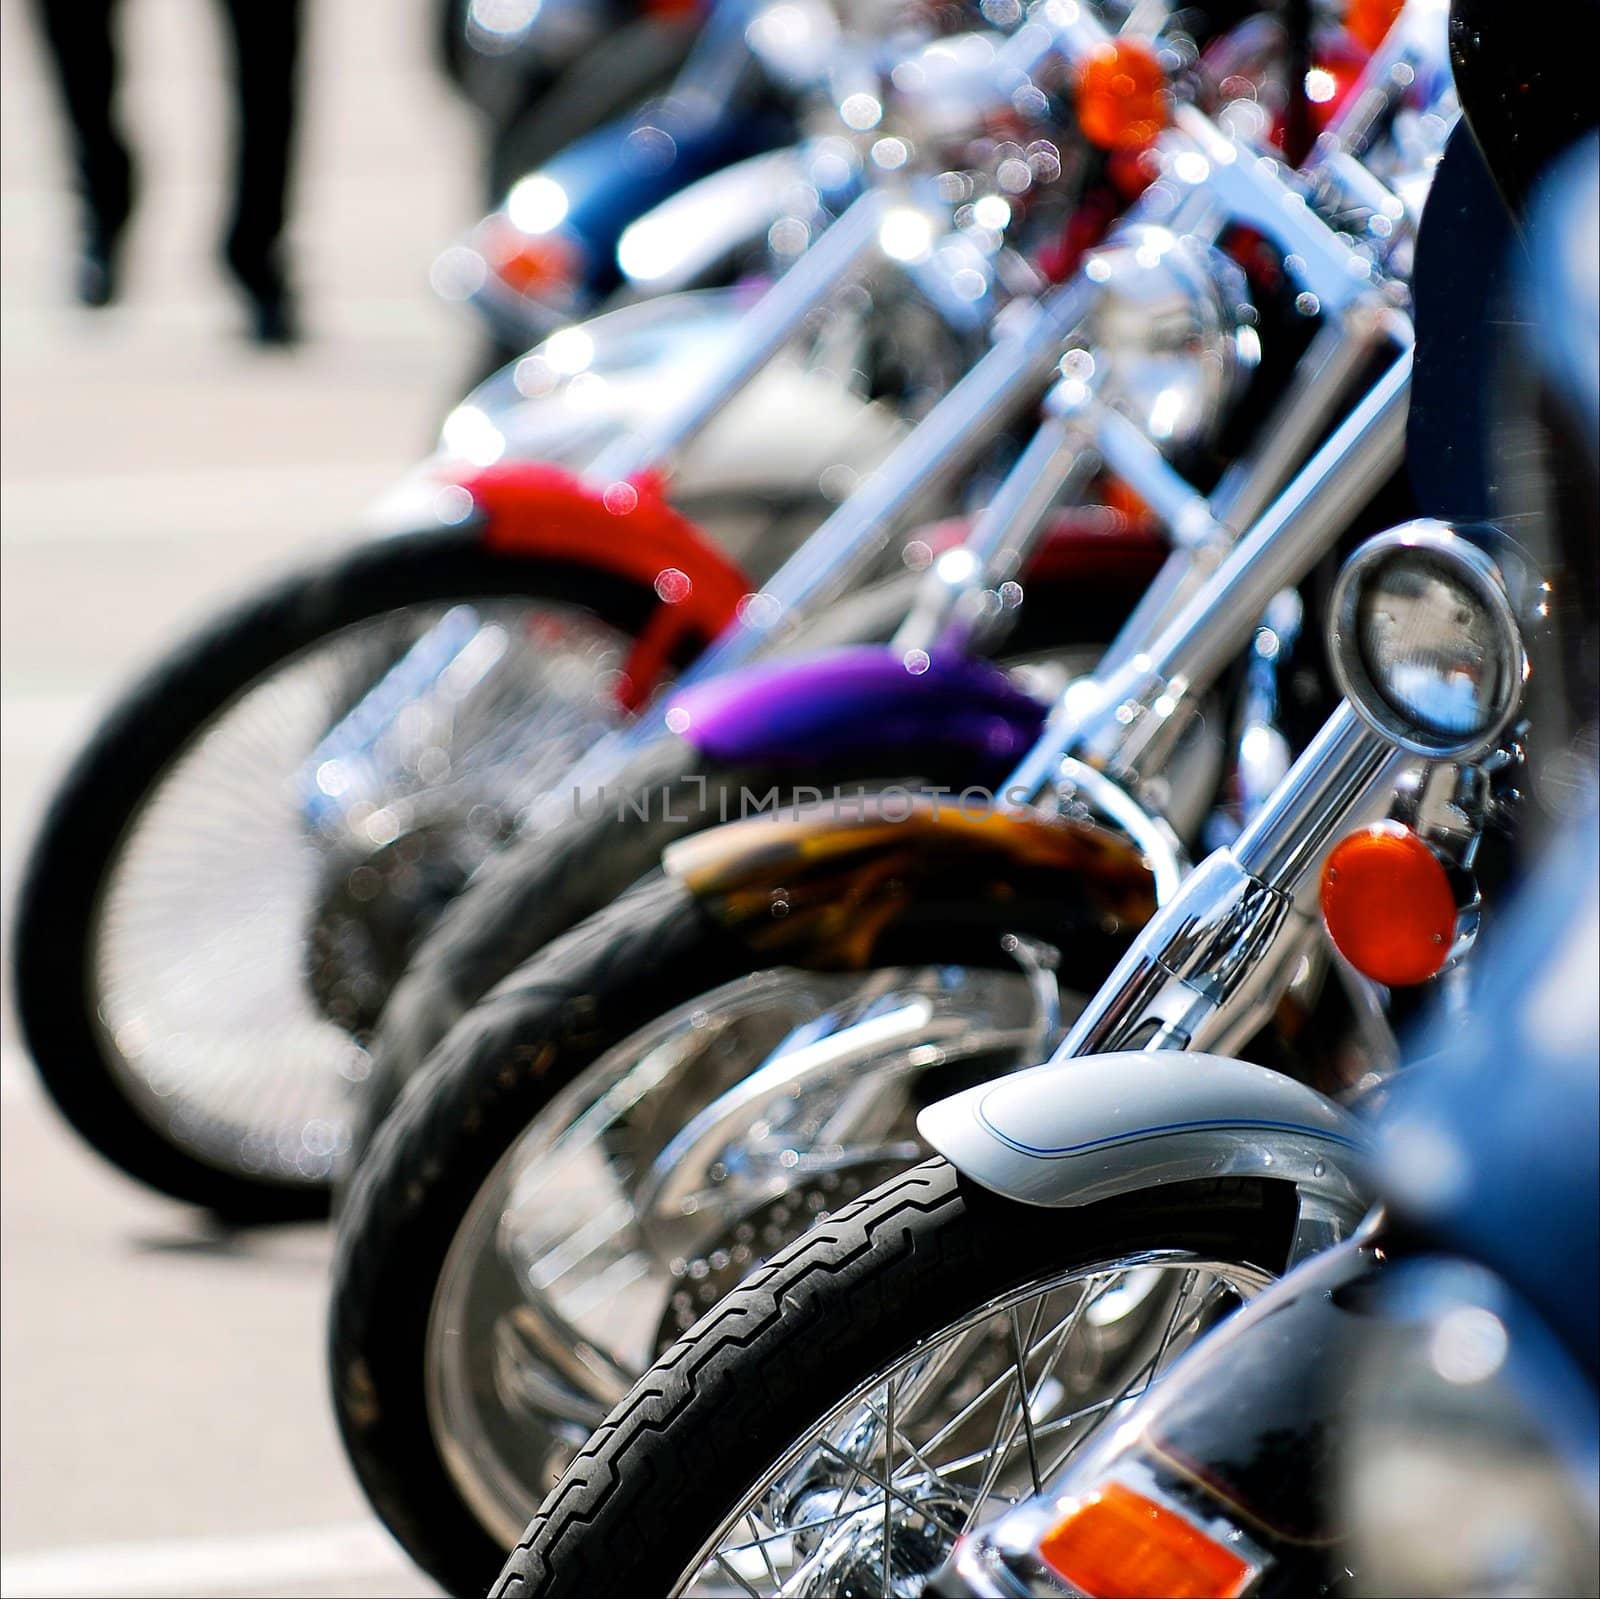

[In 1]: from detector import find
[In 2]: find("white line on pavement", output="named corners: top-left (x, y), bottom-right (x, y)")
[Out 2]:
top-left (0, 1520), bottom-right (426, 1598)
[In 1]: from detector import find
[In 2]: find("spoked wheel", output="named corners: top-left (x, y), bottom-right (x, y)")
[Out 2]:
top-left (331, 907), bottom-right (1084, 1594)
top-left (669, 1257), bottom-right (1263, 1598)
top-left (90, 601), bottom-right (627, 1192)
top-left (426, 967), bottom-right (1045, 1546)
top-left (492, 1161), bottom-right (1297, 1599)
top-left (13, 532), bottom-right (688, 1218)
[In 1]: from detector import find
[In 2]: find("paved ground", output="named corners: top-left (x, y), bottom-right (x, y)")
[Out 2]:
top-left (1, 1), bottom-right (481, 1591)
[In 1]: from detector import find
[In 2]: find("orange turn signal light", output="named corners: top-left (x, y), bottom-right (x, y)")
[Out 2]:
top-left (1038, 1481), bottom-right (1254, 1598)
top-left (482, 217), bottom-right (581, 297)
top-left (1075, 40), bottom-right (1170, 152)
top-left (1321, 821), bottom-right (1456, 987)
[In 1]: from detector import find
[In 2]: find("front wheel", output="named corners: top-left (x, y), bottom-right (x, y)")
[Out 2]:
top-left (11, 527), bottom-right (697, 1220)
top-left (329, 856), bottom-right (1148, 1595)
top-left (493, 1160), bottom-right (1297, 1599)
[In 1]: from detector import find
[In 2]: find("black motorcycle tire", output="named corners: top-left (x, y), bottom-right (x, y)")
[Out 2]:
top-left (491, 1159), bottom-right (1298, 1598)
top-left (11, 527), bottom-right (703, 1222)
top-left (330, 866), bottom-right (1141, 1596)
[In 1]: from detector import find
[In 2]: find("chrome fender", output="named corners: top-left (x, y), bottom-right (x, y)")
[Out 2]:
top-left (458, 288), bottom-right (903, 491)
top-left (616, 147), bottom-right (811, 296)
top-left (918, 1051), bottom-right (1371, 1244)
top-left (369, 289), bottom-right (905, 535)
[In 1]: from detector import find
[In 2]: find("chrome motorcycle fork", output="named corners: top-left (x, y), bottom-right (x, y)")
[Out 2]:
top-left (587, 185), bottom-right (914, 483)
top-left (879, 0), bottom-right (1438, 672)
top-left (895, 81), bottom-right (1423, 686)
top-left (889, 379), bottom-right (1102, 657)
top-left (521, 270), bottom-right (1101, 811)
top-left (676, 274), bottom-right (1099, 682)
top-left (1050, 700), bottom-right (1411, 1063)
top-left (1005, 343), bottom-right (1413, 805)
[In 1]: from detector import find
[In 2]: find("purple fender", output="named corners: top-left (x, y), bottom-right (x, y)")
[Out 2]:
top-left (664, 646), bottom-right (1048, 774)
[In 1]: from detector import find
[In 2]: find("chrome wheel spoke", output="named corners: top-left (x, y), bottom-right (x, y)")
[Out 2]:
top-left (92, 600), bottom-right (630, 1185)
top-left (427, 967), bottom-right (1042, 1550)
top-left (679, 1256), bottom-right (1270, 1595)
top-left (711, 1551), bottom-right (765, 1599)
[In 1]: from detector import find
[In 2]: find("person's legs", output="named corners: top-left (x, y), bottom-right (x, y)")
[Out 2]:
top-left (29, 0), bottom-right (134, 305)
top-left (214, 0), bottom-right (306, 342)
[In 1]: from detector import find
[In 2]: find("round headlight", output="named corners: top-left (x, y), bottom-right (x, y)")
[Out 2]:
top-left (1330, 522), bottom-right (1526, 758)
top-left (1076, 226), bottom-right (1257, 455)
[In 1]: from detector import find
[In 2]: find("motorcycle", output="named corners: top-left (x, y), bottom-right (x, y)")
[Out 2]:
top-left (327, 13), bottom-right (1455, 1589)
top-left (360, 0), bottom-right (1443, 1145)
top-left (926, 107), bottom-right (1600, 1599)
top-left (481, 36), bottom-right (1596, 1595)
top-left (932, 813), bottom-right (1594, 1599)
top-left (14, 0), bottom-right (1193, 1218)
top-left (440, 0), bottom-right (812, 364)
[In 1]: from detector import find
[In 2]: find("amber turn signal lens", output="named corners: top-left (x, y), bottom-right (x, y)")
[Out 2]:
top-left (1038, 1481), bottom-right (1254, 1598)
top-left (1346, 0), bottom-right (1405, 52)
top-left (1075, 40), bottom-right (1170, 151)
top-left (482, 217), bottom-right (581, 297)
top-left (1321, 822), bottom-right (1456, 987)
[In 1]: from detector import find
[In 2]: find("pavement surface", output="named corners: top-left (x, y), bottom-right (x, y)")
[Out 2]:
top-left (1, 1), bottom-right (481, 1591)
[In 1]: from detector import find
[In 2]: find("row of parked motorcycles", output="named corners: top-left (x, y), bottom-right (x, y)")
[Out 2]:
top-left (13, 0), bottom-right (1597, 1593)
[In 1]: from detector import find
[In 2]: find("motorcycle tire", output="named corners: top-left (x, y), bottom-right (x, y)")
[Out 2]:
top-left (491, 1159), bottom-right (1298, 1599)
top-left (11, 526), bottom-right (708, 1222)
top-left (330, 868), bottom-right (1141, 1595)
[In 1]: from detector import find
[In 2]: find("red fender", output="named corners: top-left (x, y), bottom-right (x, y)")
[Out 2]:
top-left (460, 462), bottom-right (753, 709)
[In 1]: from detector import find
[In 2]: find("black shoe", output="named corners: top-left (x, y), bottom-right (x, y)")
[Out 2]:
top-left (75, 244), bottom-right (118, 308)
top-left (225, 244), bottom-right (301, 347)
top-left (246, 284), bottom-right (301, 347)
top-left (75, 209), bottom-right (128, 309)
top-left (75, 153), bottom-right (134, 309)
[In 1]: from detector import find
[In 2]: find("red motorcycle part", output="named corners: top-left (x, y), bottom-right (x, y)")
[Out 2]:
top-left (462, 462), bottom-right (753, 709)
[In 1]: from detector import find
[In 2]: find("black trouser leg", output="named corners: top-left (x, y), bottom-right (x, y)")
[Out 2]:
top-left (30, 0), bottom-right (134, 250)
top-left (213, 0), bottom-right (305, 298)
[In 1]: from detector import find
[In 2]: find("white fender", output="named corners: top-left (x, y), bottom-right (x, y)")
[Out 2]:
top-left (917, 1051), bottom-right (1370, 1226)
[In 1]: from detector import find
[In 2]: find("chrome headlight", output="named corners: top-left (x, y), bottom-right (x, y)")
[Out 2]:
top-left (1075, 225), bottom-right (1258, 455)
top-left (1330, 521), bottom-right (1528, 759)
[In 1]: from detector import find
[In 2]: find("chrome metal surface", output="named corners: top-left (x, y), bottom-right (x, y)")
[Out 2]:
top-left (685, 273), bottom-right (1099, 679)
top-left (1047, 758), bottom-right (1188, 904)
top-left (1087, 402), bottom-right (1227, 550)
top-left (1047, 702), bottom-right (1404, 1059)
top-left (616, 146), bottom-right (812, 294)
top-left (592, 186), bottom-right (904, 481)
top-left (1072, 226), bottom-right (1257, 453)
top-left (90, 602), bottom-right (629, 1186)
top-left (425, 966), bottom-right (1042, 1545)
top-left (1229, 700), bottom-right (1410, 889)
top-left (1170, 106), bottom-right (1389, 318)
top-left (672, 1254), bottom-right (1272, 1596)
top-left (1208, 302), bottom-right (1411, 533)
top-left (1045, 347), bottom-right (1413, 793)
top-left (892, 402), bottom-right (1097, 656)
top-left (1328, 521), bottom-right (1528, 759)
